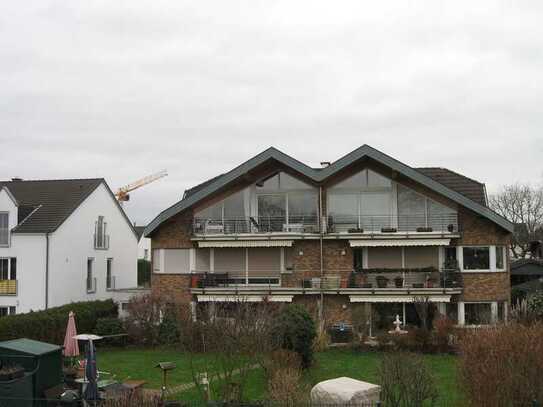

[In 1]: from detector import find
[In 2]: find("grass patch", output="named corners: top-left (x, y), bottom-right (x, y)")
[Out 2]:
top-left (97, 347), bottom-right (462, 406)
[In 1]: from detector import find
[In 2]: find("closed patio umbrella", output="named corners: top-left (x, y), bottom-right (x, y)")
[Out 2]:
top-left (63, 311), bottom-right (79, 358)
top-left (83, 339), bottom-right (99, 403)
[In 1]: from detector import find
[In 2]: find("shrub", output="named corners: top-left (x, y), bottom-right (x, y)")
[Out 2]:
top-left (124, 293), bottom-right (179, 346)
top-left (527, 290), bottom-right (543, 319)
top-left (432, 315), bottom-right (455, 353)
top-left (378, 352), bottom-right (438, 407)
top-left (95, 317), bottom-right (125, 346)
top-left (0, 300), bottom-right (118, 344)
top-left (274, 304), bottom-right (316, 368)
top-left (458, 322), bottom-right (543, 406)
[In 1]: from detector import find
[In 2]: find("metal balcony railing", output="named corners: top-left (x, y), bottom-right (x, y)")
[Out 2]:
top-left (86, 277), bottom-right (97, 293)
top-left (94, 234), bottom-right (110, 249)
top-left (193, 215), bottom-right (320, 235)
top-left (326, 213), bottom-right (459, 234)
top-left (191, 272), bottom-right (281, 288)
top-left (0, 280), bottom-right (17, 295)
top-left (106, 275), bottom-right (116, 291)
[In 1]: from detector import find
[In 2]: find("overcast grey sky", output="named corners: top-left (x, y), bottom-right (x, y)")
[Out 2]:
top-left (2, 1), bottom-right (542, 225)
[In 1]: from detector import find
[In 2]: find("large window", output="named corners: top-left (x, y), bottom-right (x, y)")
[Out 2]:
top-left (397, 185), bottom-right (456, 231)
top-left (94, 216), bottom-right (109, 249)
top-left (86, 258), bottom-right (95, 293)
top-left (462, 247), bottom-right (490, 270)
top-left (106, 258), bottom-right (113, 290)
top-left (0, 213), bottom-right (8, 246)
top-left (465, 303), bottom-right (492, 325)
top-left (0, 307), bottom-right (15, 317)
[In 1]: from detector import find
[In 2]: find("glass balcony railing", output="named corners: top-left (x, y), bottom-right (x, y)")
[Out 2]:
top-left (192, 215), bottom-right (320, 235)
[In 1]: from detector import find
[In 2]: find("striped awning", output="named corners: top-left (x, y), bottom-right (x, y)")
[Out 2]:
top-left (349, 239), bottom-right (450, 247)
top-left (197, 295), bottom-right (293, 303)
top-left (349, 294), bottom-right (451, 303)
top-left (198, 240), bottom-right (293, 248)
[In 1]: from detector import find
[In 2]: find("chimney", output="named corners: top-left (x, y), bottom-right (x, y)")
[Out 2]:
top-left (320, 161), bottom-right (331, 168)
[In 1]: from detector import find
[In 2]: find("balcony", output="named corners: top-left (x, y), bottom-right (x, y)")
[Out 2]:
top-left (326, 213), bottom-right (459, 234)
top-left (0, 280), bottom-right (17, 296)
top-left (190, 268), bottom-right (462, 294)
top-left (192, 215), bottom-right (320, 236)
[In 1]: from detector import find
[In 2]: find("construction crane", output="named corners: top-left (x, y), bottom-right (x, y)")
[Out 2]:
top-left (115, 170), bottom-right (168, 203)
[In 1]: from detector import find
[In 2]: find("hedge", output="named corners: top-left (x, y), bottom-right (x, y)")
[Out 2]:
top-left (0, 300), bottom-right (118, 345)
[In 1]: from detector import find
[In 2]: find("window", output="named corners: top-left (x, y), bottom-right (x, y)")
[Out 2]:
top-left (496, 246), bottom-right (505, 270)
top-left (444, 247), bottom-right (457, 269)
top-left (152, 249), bottom-right (161, 272)
top-left (0, 307), bottom-right (15, 317)
top-left (106, 258), bottom-right (113, 290)
top-left (258, 195), bottom-right (286, 231)
top-left (0, 258), bottom-right (16, 280)
top-left (163, 249), bottom-right (191, 274)
top-left (86, 258), bottom-right (94, 292)
top-left (0, 213), bottom-right (8, 246)
top-left (462, 247), bottom-right (490, 270)
top-left (94, 216), bottom-right (109, 249)
top-left (464, 303), bottom-right (492, 325)
top-left (445, 303), bottom-right (458, 324)
top-left (353, 248), bottom-right (364, 272)
top-left (284, 247), bottom-right (294, 272)
top-left (144, 249), bottom-right (149, 260)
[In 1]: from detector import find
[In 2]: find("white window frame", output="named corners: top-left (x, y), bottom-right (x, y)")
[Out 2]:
top-left (106, 258), bottom-right (114, 290)
top-left (94, 216), bottom-right (109, 250)
top-left (458, 245), bottom-right (506, 273)
top-left (0, 306), bottom-right (16, 317)
top-left (86, 258), bottom-right (96, 293)
top-left (0, 212), bottom-right (9, 247)
top-left (0, 258), bottom-right (16, 280)
top-left (495, 245), bottom-right (506, 271)
top-left (459, 301), bottom-right (498, 326)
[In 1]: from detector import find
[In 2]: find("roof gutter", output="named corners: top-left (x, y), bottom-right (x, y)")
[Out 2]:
top-left (45, 232), bottom-right (49, 309)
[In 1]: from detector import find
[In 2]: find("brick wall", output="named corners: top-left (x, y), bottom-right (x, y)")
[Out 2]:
top-left (151, 273), bottom-right (193, 303)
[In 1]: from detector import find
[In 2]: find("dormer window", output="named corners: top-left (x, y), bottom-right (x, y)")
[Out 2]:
top-left (0, 213), bottom-right (8, 247)
top-left (94, 216), bottom-right (109, 249)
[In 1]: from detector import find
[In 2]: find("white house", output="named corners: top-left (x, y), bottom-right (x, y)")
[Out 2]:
top-left (134, 226), bottom-right (151, 261)
top-left (0, 178), bottom-right (140, 315)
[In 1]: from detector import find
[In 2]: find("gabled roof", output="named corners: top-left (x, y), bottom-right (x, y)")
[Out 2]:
top-left (0, 186), bottom-right (19, 206)
top-left (145, 145), bottom-right (514, 236)
top-left (0, 178), bottom-right (137, 236)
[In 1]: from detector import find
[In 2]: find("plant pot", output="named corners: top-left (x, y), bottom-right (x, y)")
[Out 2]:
top-left (191, 275), bottom-right (201, 288)
top-left (394, 278), bottom-right (404, 288)
top-left (416, 227), bottom-right (433, 232)
top-left (381, 227), bottom-right (397, 233)
top-left (376, 276), bottom-right (389, 288)
top-left (340, 278), bottom-right (348, 288)
top-left (426, 279), bottom-right (436, 288)
top-left (447, 224), bottom-right (455, 233)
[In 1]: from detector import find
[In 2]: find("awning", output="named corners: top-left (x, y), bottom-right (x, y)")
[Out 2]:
top-left (349, 294), bottom-right (451, 303)
top-left (198, 240), bottom-right (293, 248)
top-left (349, 238), bottom-right (450, 247)
top-left (197, 295), bottom-right (293, 303)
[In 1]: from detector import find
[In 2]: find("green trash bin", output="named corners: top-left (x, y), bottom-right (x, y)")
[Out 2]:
top-left (0, 338), bottom-right (63, 404)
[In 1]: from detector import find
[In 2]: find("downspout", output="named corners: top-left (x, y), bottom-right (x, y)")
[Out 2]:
top-left (45, 232), bottom-right (49, 309)
top-left (319, 186), bottom-right (324, 332)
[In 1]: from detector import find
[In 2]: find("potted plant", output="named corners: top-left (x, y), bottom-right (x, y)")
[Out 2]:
top-left (381, 227), bottom-right (397, 233)
top-left (376, 275), bottom-right (389, 288)
top-left (447, 224), bottom-right (455, 233)
top-left (348, 272), bottom-right (357, 288)
top-left (362, 282), bottom-right (373, 288)
top-left (416, 226), bottom-right (433, 232)
top-left (394, 276), bottom-right (404, 288)
top-left (425, 276), bottom-right (436, 288)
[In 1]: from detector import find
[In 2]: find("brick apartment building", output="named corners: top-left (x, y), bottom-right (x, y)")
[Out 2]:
top-left (144, 145), bottom-right (513, 332)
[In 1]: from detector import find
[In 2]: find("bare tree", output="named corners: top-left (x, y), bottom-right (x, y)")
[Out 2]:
top-left (489, 183), bottom-right (543, 258)
top-left (178, 299), bottom-right (281, 403)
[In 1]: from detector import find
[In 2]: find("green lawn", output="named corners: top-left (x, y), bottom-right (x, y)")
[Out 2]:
top-left (97, 347), bottom-right (462, 406)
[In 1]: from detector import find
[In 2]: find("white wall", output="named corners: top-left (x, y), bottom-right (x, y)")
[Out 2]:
top-left (0, 233), bottom-right (47, 313)
top-left (138, 236), bottom-right (151, 260)
top-left (0, 188), bottom-right (18, 233)
top-left (48, 183), bottom-right (138, 308)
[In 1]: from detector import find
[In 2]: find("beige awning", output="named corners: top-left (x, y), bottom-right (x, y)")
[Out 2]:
top-left (349, 294), bottom-right (451, 303)
top-left (197, 295), bottom-right (293, 303)
top-left (198, 240), bottom-right (293, 248)
top-left (349, 239), bottom-right (450, 247)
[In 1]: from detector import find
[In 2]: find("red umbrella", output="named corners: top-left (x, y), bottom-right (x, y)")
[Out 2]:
top-left (63, 311), bottom-right (80, 357)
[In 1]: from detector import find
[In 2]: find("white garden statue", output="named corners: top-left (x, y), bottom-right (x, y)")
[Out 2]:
top-left (388, 314), bottom-right (408, 335)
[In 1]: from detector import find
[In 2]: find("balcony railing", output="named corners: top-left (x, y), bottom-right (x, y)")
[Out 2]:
top-left (106, 275), bottom-right (116, 291)
top-left (94, 234), bottom-right (110, 250)
top-left (191, 268), bottom-right (462, 290)
top-left (0, 280), bottom-right (17, 295)
top-left (86, 277), bottom-right (97, 293)
top-left (193, 215), bottom-right (319, 235)
top-left (326, 213), bottom-right (459, 234)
